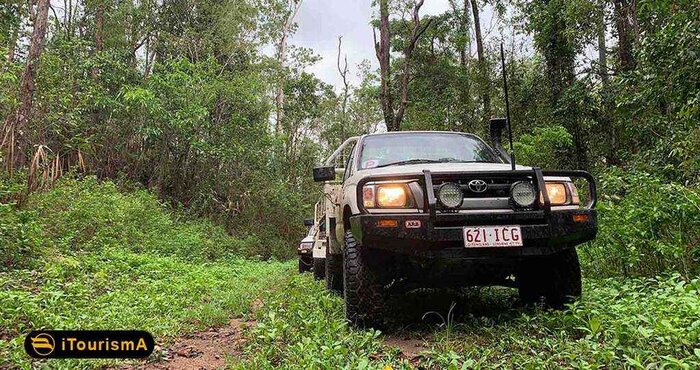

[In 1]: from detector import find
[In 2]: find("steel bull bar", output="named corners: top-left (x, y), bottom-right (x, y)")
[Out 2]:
top-left (350, 168), bottom-right (597, 253)
top-left (357, 168), bottom-right (596, 214)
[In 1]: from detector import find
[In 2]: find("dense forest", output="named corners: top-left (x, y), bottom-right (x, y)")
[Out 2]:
top-left (0, 0), bottom-right (699, 368)
top-left (1, 0), bottom-right (698, 263)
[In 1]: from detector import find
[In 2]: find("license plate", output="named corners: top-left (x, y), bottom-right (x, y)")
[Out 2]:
top-left (463, 226), bottom-right (523, 248)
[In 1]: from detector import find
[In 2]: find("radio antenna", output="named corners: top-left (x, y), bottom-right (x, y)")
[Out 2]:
top-left (500, 43), bottom-right (516, 171)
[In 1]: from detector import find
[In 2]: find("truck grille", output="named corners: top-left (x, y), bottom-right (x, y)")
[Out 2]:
top-left (432, 175), bottom-right (534, 210)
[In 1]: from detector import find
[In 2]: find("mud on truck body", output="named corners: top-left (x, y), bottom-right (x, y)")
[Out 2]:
top-left (311, 119), bottom-right (598, 328)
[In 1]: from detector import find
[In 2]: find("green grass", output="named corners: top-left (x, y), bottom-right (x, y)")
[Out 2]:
top-left (232, 274), bottom-right (700, 369)
top-left (0, 177), bottom-right (292, 369)
top-left (0, 252), bottom-right (290, 369)
top-left (2, 177), bottom-right (699, 369)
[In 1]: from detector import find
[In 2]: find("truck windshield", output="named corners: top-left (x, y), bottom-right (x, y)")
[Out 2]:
top-left (358, 133), bottom-right (502, 170)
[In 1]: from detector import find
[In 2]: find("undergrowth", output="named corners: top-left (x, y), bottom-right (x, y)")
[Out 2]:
top-left (233, 274), bottom-right (700, 369)
top-left (2, 175), bottom-right (699, 369)
top-left (583, 170), bottom-right (700, 277)
top-left (0, 176), bottom-right (291, 369)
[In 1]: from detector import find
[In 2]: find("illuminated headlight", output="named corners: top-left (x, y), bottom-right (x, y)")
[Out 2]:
top-left (298, 242), bottom-right (313, 251)
top-left (437, 182), bottom-right (463, 208)
top-left (363, 184), bottom-right (412, 208)
top-left (510, 181), bottom-right (536, 208)
top-left (540, 182), bottom-right (579, 206)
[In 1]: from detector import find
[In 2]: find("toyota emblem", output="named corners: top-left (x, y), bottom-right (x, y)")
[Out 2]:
top-left (468, 179), bottom-right (488, 193)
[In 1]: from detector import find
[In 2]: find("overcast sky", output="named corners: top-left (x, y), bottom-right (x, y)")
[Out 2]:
top-left (289, 0), bottom-right (502, 92)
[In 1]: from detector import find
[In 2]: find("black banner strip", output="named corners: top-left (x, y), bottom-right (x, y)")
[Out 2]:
top-left (24, 330), bottom-right (154, 359)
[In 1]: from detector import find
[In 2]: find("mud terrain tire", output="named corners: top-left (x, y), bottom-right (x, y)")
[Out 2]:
top-left (518, 247), bottom-right (582, 307)
top-left (343, 231), bottom-right (385, 328)
top-left (326, 248), bottom-right (343, 294)
top-left (313, 258), bottom-right (325, 280)
top-left (298, 257), bottom-right (311, 273)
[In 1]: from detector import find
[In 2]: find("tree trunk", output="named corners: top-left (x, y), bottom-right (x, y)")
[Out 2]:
top-left (3, 0), bottom-right (50, 171)
top-left (6, 22), bottom-right (18, 62)
top-left (275, 0), bottom-right (303, 134)
top-left (337, 36), bottom-right (349, 141)
top-left (89, 0), bottom-right (106, 152)
top-left (393, 0), bottom-right (432, 131)
top-left (613, 0), bottom-right (636, 72)
top-left (597, 11), bottom-right (619, 166)
top-left (597, 15), bottom-right (608, 87)
top-left (375, 0), bottom-right (395, 131)
top-left (540, 0), bottom-right (587, 170)
top-left (459, 0), bottom-right (467, 67)
top-left (455, 0), bottom-right (471, 131)
top-left (470, 0), bottom-right (490, 123)
top-left (95, 1), bottom-right (105, 52)
top-left (374, 0), bottom-right (432, 132)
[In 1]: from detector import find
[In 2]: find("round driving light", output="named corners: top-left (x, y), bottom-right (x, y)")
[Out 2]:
top-left (510, 181), bottom-right (536, 208)
top-left (438, 182), bottom-right (463, 208)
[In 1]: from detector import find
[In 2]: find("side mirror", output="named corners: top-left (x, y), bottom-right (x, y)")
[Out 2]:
top-left (303, 218), bottom-right (314, 227)
top-left (313, 166), bottom-right (335, 182)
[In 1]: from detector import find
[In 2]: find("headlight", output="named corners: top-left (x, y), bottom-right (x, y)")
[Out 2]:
top-left (540, 181), bottom-right (579, 206)
top-left (298, 242), bottom-right (313, 250)
top-left (362, 184), bottom-right (412, 208)
top-left (438, 182), bottom-right (463, 208)
top-left (510, 181), bottom-right (536, 208)
top-left (377, 185), bottom-right (408, 207)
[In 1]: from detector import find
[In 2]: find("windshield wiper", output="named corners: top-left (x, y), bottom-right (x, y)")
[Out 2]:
top-left (440, 159), bottom-right (495, 163)
top-left (373, 158), bottom-right (497, 169)
top-left (374, 159), bottom-right (443, 168)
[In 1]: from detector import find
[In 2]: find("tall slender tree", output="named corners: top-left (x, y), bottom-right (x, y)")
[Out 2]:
top-left (375, 0), bottom-right (433, 131)
top-left (337, 36), bottom-right (350, 141)
top-left (470, 0), bottom-right (490, 123)
top-left (527, 0), bottom-right (588, 169)
top-left (612, 0), bottom-right (638, 71)
top-left (2, 0), bottom-right (50, 172)
top-left (375, 0), bottom-right (394, 130)
top-left (275, 0), bottom-right (303, 133)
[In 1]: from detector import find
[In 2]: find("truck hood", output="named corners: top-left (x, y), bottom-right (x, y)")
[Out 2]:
top-left (357, 162), bottom-right (532, 178)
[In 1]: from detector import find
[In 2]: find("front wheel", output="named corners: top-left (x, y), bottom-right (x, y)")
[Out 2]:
top-left (298, 256), bottom-right (312, 273)
top-left (518, 248), bottom-right (582, 307)
top-left (343, 231), bottom-right (385, 328)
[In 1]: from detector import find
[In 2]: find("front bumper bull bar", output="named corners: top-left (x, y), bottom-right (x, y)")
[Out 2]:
top-left (350, 168), bottom-right (598, 258)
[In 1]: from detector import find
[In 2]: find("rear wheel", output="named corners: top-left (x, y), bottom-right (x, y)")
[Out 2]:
top-left (518, 248), bottom-right (582, 307)
top-left (343, 231), bottom-right (385, 328)
top-left (313, 258), bottom-right (325, 280)
top-left (326, 248), bottom-right (343, 294)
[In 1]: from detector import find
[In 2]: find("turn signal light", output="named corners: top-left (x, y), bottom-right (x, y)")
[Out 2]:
top-left (377, 219), bottom-right (399, 228)
top-left (363, 186), bottom-right (375, 208)
top-left (572, 214), bottom-right (589, 223)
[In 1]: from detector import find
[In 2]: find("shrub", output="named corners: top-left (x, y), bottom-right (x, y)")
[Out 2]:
top-left (581, 169), bottom-right (700, 278)
top-left (0, 175), bottom-right (43, 270)
top-left (514, 125), bottom-right (573, 169)
top-left (426, 275), bottom-right (700, 369)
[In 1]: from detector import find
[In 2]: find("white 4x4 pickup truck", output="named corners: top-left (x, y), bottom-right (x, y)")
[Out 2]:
top-left (312, 119), bottom-right (598, 328)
